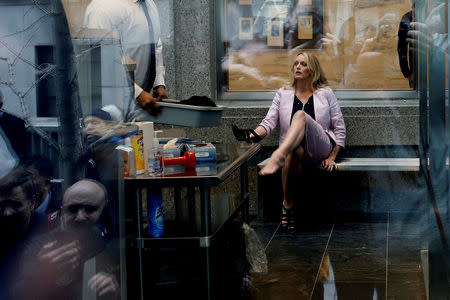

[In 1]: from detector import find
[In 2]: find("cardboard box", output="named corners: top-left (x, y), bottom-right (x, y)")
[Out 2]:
top-left (186, 143), bottom-right (216, 162)
top-left (116, 145), bottom-right (136, 177)
top-left (195, 162), bottom-right (217, 176)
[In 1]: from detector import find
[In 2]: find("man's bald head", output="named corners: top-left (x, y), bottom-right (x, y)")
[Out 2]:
top-left (61, 179), bottom-right (107, 231)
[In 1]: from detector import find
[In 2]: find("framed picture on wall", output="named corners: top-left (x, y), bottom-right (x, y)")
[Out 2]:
top-left (298, 15), bottom-right (313, 39)
top-left (239, 17), bottom-right (254, 40)
top-left (267, 20), bottom-right (284, 46)
top-left (239, 0), bottom-right (252, 5)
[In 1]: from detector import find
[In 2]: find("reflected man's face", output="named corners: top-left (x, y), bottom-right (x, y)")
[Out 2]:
top-left (61, 182), bottom-right (105, 231)
top-left (378, 14), bottom-right (397, 39)
top-left (83, 115), bottom-right (111, 137)
top-left (379, 22), bottom-right (395, 38)
top-left (0, 186), bottom-right (35, 240)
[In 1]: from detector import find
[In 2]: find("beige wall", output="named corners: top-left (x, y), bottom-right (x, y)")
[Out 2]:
top-left (62, 0), bottom-right (91, 35)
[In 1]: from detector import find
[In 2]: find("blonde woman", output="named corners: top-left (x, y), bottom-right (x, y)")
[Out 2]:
top-left (251, 52), bottom-right (346, 231)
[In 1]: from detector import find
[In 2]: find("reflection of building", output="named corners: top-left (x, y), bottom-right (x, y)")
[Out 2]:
top-left (0, 1), bottom-right (124, 118)
top-left (0, 1), bottom-right (56, 117)
top-left (1, 0), bottom-right (176, 120)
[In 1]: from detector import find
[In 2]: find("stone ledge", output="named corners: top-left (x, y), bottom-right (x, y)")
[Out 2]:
top-left (258, 157), bottom-right (420, 172)
top-left (156, 102), bottom-right (419, 147)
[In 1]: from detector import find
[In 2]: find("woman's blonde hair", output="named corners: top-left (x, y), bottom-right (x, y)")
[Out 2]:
top-left (285, 51), bottom-right (328, 91)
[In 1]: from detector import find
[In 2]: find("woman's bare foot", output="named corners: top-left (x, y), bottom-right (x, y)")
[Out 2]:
top-left (259, 150), bottom-right (286, 176)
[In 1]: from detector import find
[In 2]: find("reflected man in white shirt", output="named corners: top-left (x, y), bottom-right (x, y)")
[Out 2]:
top-left (84, 0), bottom-right (168, 118)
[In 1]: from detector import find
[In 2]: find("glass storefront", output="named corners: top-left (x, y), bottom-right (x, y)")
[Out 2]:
top-left (0, 0), bottom-right (450, 299)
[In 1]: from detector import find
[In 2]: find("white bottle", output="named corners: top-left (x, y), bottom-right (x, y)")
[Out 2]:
top-left (148, 131), bottom-right (163, 176)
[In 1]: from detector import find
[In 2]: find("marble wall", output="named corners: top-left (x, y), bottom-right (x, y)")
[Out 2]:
top-left (171, 0), bottom-right (216, 100)
top-left (155, 103), bottom-right (420, 147)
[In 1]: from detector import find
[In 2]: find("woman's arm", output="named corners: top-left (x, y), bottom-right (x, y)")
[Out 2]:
top-left (327, 89), bottom-right (346, 148)
top-left (258, 89), bottom-right (283, 137)
top-left (323, 88), bottom-right (345, 172)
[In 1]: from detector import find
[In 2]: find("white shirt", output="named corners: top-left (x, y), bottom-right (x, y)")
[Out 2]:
top-left (84, 0), bottom-right (165, 99)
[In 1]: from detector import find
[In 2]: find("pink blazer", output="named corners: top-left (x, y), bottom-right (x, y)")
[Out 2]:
top-left (259, 87), bottom-right (346, 148)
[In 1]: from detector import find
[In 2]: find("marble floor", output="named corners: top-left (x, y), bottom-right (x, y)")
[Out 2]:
top-left (247, 213), bottom-right (428, 300)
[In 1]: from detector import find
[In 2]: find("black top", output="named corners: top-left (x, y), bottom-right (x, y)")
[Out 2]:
top-left (0, 211), bottom-right (47, 300)
top-left (291, 95), bottom-right (315, 124)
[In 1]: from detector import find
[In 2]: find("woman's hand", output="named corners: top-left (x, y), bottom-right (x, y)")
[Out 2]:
top-left (322, 146), bottom-right (341, 172)
top-left (322, 157), bottom-right (337, 172)
top-left (252, 126), bottom-right (267, 140)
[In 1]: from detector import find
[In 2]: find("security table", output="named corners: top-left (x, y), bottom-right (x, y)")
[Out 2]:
top-left (120, 143), bottom-right (261, 300)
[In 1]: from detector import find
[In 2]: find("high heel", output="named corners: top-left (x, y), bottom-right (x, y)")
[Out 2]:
top-left (232, 125), bottom-right (262, 143)
top-left (281, 204), bottom-right (295, 232)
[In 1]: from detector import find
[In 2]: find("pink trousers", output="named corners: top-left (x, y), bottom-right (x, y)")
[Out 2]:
top-left (303, 113), bottom-right (333, 162)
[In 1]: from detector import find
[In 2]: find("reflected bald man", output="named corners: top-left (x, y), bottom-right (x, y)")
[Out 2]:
top-left (61, 179), bottom-right (106, 232)
top-left (15, 179), bottom-right (119, 300)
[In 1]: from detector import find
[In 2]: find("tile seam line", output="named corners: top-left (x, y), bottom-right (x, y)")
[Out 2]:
top-left (264, 222), bottom-right (281, 252)
top-left (386, 212), bottom-right (390, 300)
top-left (309, 221), bottom-right (335, 300)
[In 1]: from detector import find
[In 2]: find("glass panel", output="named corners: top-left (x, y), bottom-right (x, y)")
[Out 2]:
top-left (0, 1), bottom-right (175, 299)
top-left (3, 0), bottom-right (450, 299)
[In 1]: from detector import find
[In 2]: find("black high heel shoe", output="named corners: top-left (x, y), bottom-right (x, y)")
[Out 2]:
top-left (281, 205), bottom-right (295, 232)
top-left (232, 124), bottom-right (262, 143)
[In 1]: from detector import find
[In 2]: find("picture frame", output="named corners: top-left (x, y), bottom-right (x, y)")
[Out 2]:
top-left (298, 0), bottom-right (313, 5)
top-left (239, 17), bottom-right (254, 40)
top-left (263, 4), bottom-right (288, 19)
top-left (298, 15), bottom-right (313, 39)
top-left (239, 0), bottom-right (252, 5)
top-left (267, 20), bottom-right (284, 46)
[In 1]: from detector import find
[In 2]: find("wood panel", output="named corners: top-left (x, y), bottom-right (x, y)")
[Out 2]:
top-left (62, 0), bottom-right (91, 35)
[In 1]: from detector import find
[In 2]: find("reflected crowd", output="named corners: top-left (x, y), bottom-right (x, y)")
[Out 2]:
top-left (0, 99), bottom-right (124, 299)
top-left (0, 163), bottom-right (120, 299)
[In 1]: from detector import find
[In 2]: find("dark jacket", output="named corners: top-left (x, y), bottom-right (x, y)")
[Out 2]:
top-left (0, 212), bottom-right (47, 300)
top-left (0, 111), bottom-right (28, 159)
top-left (397, 11), bottom-right (414, 79)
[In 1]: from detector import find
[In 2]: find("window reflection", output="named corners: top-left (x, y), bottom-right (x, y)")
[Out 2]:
top-left (223, 0), bottom-right (415, 91)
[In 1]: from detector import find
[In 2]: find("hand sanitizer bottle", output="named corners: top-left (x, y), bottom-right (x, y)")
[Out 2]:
top-left (148, 131), bottom-right (163, 176)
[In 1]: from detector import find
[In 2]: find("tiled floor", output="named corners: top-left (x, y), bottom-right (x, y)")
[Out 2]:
top-left (247, 213), bottom-right (427, 300)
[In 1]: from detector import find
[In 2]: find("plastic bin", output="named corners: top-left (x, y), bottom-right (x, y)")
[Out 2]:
top-left (140, 101), bottom-right (224, 127)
